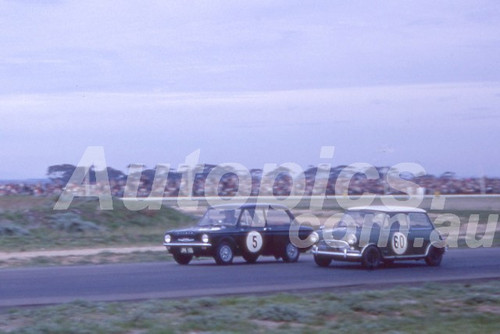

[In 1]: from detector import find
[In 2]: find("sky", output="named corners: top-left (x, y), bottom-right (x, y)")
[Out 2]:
top-left (0, 1), bottom-right (499, 179)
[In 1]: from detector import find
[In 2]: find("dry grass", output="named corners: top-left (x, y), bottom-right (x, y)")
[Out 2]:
top-left (0, 280), bottom-right (498, 333)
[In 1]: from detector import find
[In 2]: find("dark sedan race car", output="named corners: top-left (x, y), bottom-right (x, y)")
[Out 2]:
top-left (163, 203), bottom-right (314, 265)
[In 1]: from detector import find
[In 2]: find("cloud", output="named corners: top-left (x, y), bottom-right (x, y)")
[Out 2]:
top-left (1, 1), bottom-right (500, 94)
top-left (0, 2), bottom-right (499, 177)
top-left (0, 81), bottom-right (498, 178)
top-left (1, 81), bottom-right (499, 129)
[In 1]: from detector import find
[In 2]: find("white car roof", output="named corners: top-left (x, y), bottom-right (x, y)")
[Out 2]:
top-left (347, 205), bottom-right (427, 213)
top-left (211, 203), bottom-right (289, 210)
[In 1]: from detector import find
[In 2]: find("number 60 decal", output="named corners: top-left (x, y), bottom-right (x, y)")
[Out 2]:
top-left (246, 231), bottom-right (263, 253)
top-left (392, 232), bottom-right (408, 255)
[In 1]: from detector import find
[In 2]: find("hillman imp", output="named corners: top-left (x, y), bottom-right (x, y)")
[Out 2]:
top-left (164, 203), bottom-right (314, 265)
top-left (311, 206), bottom-right (446, 269)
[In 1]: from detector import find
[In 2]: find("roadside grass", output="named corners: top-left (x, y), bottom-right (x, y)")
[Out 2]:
top-left (0, 251), bottom-right (172, 269)
top-left (0, 196), bottom-right (498, 268)
top-left (427, 210), bottom-right (500, 248)
top-left (0, 281), bottom-right (499, 333)
top-left (0, 197), bottom-right (196, 252)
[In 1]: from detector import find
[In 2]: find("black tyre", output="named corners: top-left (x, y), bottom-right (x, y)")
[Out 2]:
top-left (362, 245), bottom-right (381, 269)
top-left (242, 252), bottom-right (259, 264)
top-left (214, 241), bottom-right (234, 265)
top-left (281, 242), bottom-right (300, 263)
top-left (425, 246), bottom-right (444, 266)
top-left (314, 255), bottom-right (332, 267)
top-left (173, 252), bottom-right (193, 265)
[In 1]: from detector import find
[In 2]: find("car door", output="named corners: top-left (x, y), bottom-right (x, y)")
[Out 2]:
top-left (386, 213), bottom-right (411, 258)
top-left (263, 207), bottom-right (293, 252)
top-left (407, 212), bottom-right (434, 255)
top-left (238, 208), bottom-right (267, 255)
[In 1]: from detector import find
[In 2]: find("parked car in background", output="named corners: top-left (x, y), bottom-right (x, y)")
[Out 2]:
top-left (164, 203), bottom-right (314, 265)
top-left (311, 206), bottom-right (446, 269)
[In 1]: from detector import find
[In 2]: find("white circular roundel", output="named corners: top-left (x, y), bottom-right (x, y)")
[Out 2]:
top-left (246, 231), bottom-right (263, 253)
top-left (391, 232), bottom-right (408, 255)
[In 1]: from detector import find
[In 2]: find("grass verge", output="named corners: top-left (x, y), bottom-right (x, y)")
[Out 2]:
top-left (0, 251), bottom-right (172, 269)
top-left (0, 197), bottom-right (196, 252)
top-left (0, 197), bottom-right (498, 266)
top-left (0, 280), bottom-right (499, 333)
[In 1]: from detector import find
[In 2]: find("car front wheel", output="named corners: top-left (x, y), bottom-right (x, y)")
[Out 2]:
top-left (362, 245), bottom-right (381, 269)
top-left (173, 252), bottom-right (193, 265)
top-left (314, 255), bottom-right (332, 267)
top-left (214, 242), bottom-right (234, 265)
top-left (425, 245), bottom-right (444, 266)
top-left (282, 242), bottom-right (300, 263)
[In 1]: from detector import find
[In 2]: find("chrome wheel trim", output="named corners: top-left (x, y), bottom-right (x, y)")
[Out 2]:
top-left (286, 243), bottom-right (298, 259)
top-left (219, 244), bottom-right (232, 262)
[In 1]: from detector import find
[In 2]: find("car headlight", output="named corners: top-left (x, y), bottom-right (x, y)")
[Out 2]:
top-left (346, 233), bottom-right (357, 245)
top-left (309, 231), bottom-right (319, 244)
top-left (164, 234), bottom-right (171, 243)
top-left (201, 234), bottom-right (209, 243)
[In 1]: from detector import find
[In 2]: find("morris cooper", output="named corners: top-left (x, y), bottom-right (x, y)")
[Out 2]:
top-left (311, 206), bottom-right (446, 269)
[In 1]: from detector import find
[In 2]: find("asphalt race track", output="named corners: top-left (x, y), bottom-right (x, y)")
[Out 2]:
top-left (1, 248), bottom-right (499, 307)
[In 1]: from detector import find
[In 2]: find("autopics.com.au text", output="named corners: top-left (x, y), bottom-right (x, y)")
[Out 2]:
top-left (53, 146), bottom-right (498, 249)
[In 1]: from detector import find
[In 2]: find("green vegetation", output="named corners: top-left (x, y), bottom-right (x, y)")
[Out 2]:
top-left (0, 196), bottom-right (498, 256)
top-left (0, 250), bottom-right (173, 268)
top-left (0, 281), bottom-right (499, 333)
top-left (428, 210), bottom-right (500, 248)
top-left (0, 197), bottom-right (196, 252)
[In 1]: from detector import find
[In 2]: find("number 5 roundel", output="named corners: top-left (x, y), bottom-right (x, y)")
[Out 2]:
top-left (246, 231), bottom-right (263, 253)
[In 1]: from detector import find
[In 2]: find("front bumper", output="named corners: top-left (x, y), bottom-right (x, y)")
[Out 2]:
top-left (163, 242), bottom-right (212, 247)
top-left (311, 245), bottom-right (362, 260)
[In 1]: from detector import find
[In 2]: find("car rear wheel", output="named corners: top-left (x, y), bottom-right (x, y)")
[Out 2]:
top-left (425, 245), bottom-right (444, 266)
top-left (314, 255), bottom-right (332, 267)
top-left (214, 242), bottom-right (234, 265)
top-left (173, 252), bottom-right (193, 265)
top-left (282, 242), bottom-right (300, 263)
top-left (242, 252), bottom-right (259, 264)
top-left (362, 245), bottom-right (381, 269)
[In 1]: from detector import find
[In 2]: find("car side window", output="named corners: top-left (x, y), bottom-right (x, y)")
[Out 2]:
top-left (409, 213), bottom-right (433, 229)
top-left (372, 213), bottom-right (387, 228)
top-left (385, 213), bottom-right (409, 230)
top-left (266, 209), bottom-right (291, 226)
top-left (240, 210), bottom-right (251, 226)
top-left (240, 209), bottom-right (265, 227)
top-left (254, 209), bottom-right (266, 226)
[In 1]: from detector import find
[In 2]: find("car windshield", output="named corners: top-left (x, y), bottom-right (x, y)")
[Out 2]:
top-left (198, 208), bottom-right (241, 226)
top-left (337, 210), bottom-right (388, 228)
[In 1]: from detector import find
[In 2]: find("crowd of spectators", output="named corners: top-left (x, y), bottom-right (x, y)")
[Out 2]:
top-left (0, 182), bottom-right (60, 197)
top-left (1, 165), bottom-right (500, 198)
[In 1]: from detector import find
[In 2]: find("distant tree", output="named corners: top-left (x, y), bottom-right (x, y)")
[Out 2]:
top-left (440, 171), bottom-right (456, 180)
top-left (47, 164), bottom-right (76, 184)
top-left (48, 164), bottom-right (126, 185)
top-left (106, 167), bottom-right (126, 181)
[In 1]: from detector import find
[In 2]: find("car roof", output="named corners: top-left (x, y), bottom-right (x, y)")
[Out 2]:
top-left (347, 205), bottom-right (427, 213)
top-left (211, 203), bottom-right (289, 210)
